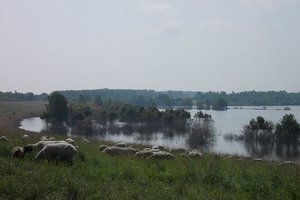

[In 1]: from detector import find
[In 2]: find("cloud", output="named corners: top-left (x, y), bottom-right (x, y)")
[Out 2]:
top-left (138, 0), bottom-right (171, 14)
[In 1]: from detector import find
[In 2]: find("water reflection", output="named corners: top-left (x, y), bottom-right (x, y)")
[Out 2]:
top-left (244, 140), bottom-right (300, 160)
top-left (20, 114), bottom-right (300, 161)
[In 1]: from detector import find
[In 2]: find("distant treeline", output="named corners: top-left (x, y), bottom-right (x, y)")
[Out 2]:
top-left (0, 91), bottom-right (47, 101)
top-left (1, 89), bottom-right (300, 106)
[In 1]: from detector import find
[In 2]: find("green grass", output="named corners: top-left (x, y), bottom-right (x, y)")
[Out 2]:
top-left (0, 131), bottom-right (299, 200)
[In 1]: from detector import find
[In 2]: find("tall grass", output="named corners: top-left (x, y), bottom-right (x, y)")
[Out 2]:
top-left (0, 131), bottom-right (299, 200)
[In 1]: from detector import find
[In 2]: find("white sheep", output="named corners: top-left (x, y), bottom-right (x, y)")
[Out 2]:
top-left (83, 139), bottom-right (90, 143)
top-left (31, 140), bottom-right (67, 151)
top-left (134, 149), bottom-right (154, 158)
top-left (146, 151), bottom-right (174, 160)
top-left (40, 136), bottom-right (49, 141)
top-left (65, 138), bottom-right (76, 145)
top-left (99, 145), bottom-right (109, 151)
top-left (187, 150), bottom-right (202, 158)
top-left (114, 142), bottom-right (127, 148)
top-left (12, 146), bottom-right (33, 158)
top-left (0, 136), bottom-right (9, 141)
top-left (22, 134), bottom-right (29, 139)
top-left (34, 143), bottom-right (78, 165)
top-left (152, 145), bottom-right (164, 150)
top-left (102, 146), bottom-right (138, 156)
top-left (49, 137), bottom-right (56, 141)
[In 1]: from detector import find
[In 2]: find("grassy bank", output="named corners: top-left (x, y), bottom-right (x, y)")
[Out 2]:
top-left (0, 101), bottom-right (46, 130)
top-left (0, 131), bottom-right (299, 200)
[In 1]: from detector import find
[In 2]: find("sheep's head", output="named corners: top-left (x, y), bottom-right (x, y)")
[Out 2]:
top-left (23, 145), bottom-right (33, 153)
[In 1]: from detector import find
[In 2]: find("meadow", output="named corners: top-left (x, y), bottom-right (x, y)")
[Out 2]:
top-left (0, 130), bottom-right (299, 200)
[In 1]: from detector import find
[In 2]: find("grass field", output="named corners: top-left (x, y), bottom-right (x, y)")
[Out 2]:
top-left (0, 101), bottom-right (46, 129)
top-left (0, 130), bottom-right (299, 200)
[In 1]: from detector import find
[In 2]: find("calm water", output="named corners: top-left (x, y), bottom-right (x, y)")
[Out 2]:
top-left (19, 106), bottom-right (300, 161)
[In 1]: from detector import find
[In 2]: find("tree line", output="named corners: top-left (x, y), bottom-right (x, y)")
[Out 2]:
top-left (2, 89), bottom-right (300, 106)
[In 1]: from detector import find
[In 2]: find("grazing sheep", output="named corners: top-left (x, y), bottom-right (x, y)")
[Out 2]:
top-left (99, 145), bottom-right (109, 151)
top-left (49, 137), bottom-right (56, 141)
top-left (186, 150), bottom-right (202, 158)
top-left (83, 139), bottom-right (90, 143)
top-left (253, 158), bottom-right (264, 162)
top-left (12, 146), bottom-right (33, 158)
top-left (134, 150), bottom-right (154, 159)
top-left (279, 161), bottom-right (296, 166)
top-left (152, 145), bottom-right (164, 150)
top-left (102, 146), bottom-right (139, 156)
top-left (40, 136), bottom-right (49, 141)
top-left (34, 143), bottom-right (78, 164)
top-left (31, 140), bottom-right (67, 151)
top-left (0, 136), bottom-right (9, 141)
top-left (122, 147), bottom-right (139, 155)
top-left (169, 147), bottom-right (186, 153)
top-left (146, 151), bottom-right (174, 160)
top-left (65, 138), bottom-right (76, 145)
top-left (114, 142), bottom-right (127, 148)
top-left (22, 134), bottom-right (29, 139)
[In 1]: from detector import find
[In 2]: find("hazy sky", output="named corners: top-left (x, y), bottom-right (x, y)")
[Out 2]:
top-left (1, 0), bottom-right (300, 94)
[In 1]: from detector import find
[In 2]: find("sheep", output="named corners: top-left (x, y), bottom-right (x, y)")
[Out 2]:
top-left (22, 134), bottom-right (29, 139)
top-left (34, 143), bottom-right (78, 165)
top-left (183, 150), bottom-right (202, 158)
top-left (40, 136), bottom-right (49, 141)
top-left (0, 136), bottom-right (9, 141)
top-left (12, 145), bottom-right (33, 158)
top-left (99, 145), bottom-right (109, 151)
top-left (152, 145), bottom-right (164, 150)
top-left (146, 151), bottom-right (174, 160)
top-left (102, 146), bottom-right (138, 156)
top-left (83, 139), bottom-right (90, 143)
top-left (49, 137), bottom-right (56, 141)
top-left (134, 150), bottom-right (154, 159)
top-left (65, 138), bottom-right (76, 145)
top-left (114, 142), bottom-right (127, 148)
top-left (169, 147), bottom-right (186, 153)
top-left (30, 140), bottom-right (67, 151)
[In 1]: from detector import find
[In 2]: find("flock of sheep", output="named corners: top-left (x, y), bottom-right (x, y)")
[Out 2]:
top-left (1, 134), bottom-right (298, 166)
top-left (0, 134), bottom-right (204, 165)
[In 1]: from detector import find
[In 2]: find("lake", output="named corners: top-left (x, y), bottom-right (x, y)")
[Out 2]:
top-left (19, 106), bottom-right (300, 162)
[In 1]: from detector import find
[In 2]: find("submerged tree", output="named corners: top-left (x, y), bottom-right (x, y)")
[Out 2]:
top-left (275, 114), bottom-right (300, 144)
top-left (243, 116), bottom-right (274, 142)
top-left (212, 97), bottom-right (227, 110)
top-left (41, 91), bottom-right (68, 123)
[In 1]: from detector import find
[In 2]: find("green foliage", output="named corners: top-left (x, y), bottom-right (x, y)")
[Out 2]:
top-left (243, 116), bottom-right (274, 142)
top-left (194, 111), bottom-right (211, 119)
top-left (212, 97), bottom-right (228, 110)
top-left (99, 101), bottom-right (191, 125)
top-left (275, 114), bottom-right (300, 143)
top-left (43, 91), bottom-right (68, 123)
top-left (67, 103), bottom-right (92, 125)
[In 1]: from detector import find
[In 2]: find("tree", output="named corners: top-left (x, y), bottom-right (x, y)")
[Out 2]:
top-left (212, 97), bottom-right (228, 110)
top-left (275, 114), bottom-right (300, 143)
top-left (44, 91), bottom-right (68, 122)
top-left (243, 116), bottom-right (274, 142)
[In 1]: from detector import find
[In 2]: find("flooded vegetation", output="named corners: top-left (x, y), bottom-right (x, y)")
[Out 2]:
top-left (20, 106), bottom-right (300, 162)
